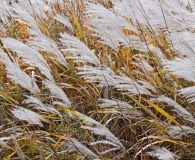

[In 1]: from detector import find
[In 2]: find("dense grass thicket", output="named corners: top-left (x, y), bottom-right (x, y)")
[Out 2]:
top-left (0, 0), bottom-right (195, 159)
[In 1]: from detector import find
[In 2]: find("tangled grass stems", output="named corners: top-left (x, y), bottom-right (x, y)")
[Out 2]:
top-left (0, 0), bottom-right (195, 159)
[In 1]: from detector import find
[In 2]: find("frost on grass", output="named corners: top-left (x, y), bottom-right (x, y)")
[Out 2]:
top-left (150, 96), bottom-right (195, 123)
top-left (179, 86), bottom-right (195, 104)
top-left (147, 146), bottom-right (179, 160)
top-left (98, 99), bottom-right (134, 109)
top-left (3, 37), bottom-right (54, 82)
top-left (76, 111), bottom-right (125, 151)
top-left (0, 1), bottom-right (12, 31)
top-left (63, 138), bottom-right (99, 159)
top-left (114, 73), bottom-right (154, 96)
top-left (29, 34), bottom-right (68, 67)
top-left (13, 0), bottom-right (53, 20)
top-left (11, 106), bottom-right (47, 127)
top-left (89, 140), bottom-right (122, 155)
top-left (77, 66), bottom-right (116, 86)
top-left (60, 33), bottom-right (100, 66)
top-left (0, 50), bottom-right (40, 94)
top-left (113, 0), bottom-right (161, 31)
top-left (133, 56), bottom-right (155, 78)
top-left (168, 125), bottom-right (195, 140)
top-left (77, 65), bottom-right (154, 95)
top-left (11, 4), bottom-right (42, 36)
top-left (85, 2), bottom-right (136, 51)
top-left (87, 0), bottom-right (165, 58)
top-left (113, 0), bottom-right (195, 33)
top-left (43, 80), bottom-right (71, 107)
top-left (0, 0), bottom-right (195, 158)
top-left (163, 57), bottom-right (195, 82)
top-left (54, 14), bottom-right (73, 32)
top-left (23, 95), bottom-right (60, 115)
top-left (167, 32), bottom-right (195, 58)
top-left (98, 98), bottom-right (142, 117)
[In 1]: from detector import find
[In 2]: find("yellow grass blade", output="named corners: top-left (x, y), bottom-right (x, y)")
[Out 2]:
top-left (143, 98), bottom-right (181, 127)
top-left (0, 90), bottom-right (19, 105)
top-left (65, 0), bottom-right (88, 44)
top-left (130, 96), bottom-right (158, 119)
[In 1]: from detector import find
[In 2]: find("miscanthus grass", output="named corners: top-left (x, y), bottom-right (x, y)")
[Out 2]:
top-left (0, 0), bottom-right (195, 159)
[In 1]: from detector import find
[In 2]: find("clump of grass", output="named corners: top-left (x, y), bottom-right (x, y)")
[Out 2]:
top-left (0, 0), bottom-right (195, 159)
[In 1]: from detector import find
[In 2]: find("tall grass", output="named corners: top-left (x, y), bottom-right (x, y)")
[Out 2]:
top-left (0, 0), bottom-right (195, 159)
